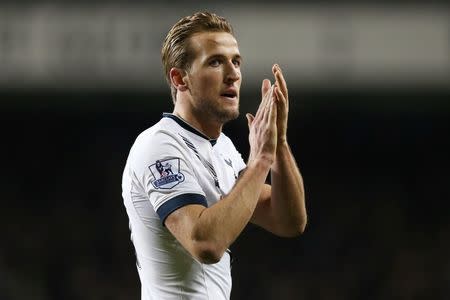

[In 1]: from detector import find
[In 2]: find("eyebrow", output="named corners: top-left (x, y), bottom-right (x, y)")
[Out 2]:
top-left (207, 54), bottom-right (243, 62)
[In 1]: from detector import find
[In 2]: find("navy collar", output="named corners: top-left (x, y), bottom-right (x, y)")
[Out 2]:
top-left (163, 113), bottom-right (217, 146)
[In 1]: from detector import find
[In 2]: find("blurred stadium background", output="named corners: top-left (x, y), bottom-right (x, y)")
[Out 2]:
top-left (1, 1), bottom-right (449, 299)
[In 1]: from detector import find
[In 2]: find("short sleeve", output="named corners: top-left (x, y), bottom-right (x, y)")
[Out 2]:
top-left (129, 130), bottom-right (207, 223)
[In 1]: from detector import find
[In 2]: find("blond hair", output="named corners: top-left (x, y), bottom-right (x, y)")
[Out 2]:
top-left (161, 12), bottom-right (234, 103)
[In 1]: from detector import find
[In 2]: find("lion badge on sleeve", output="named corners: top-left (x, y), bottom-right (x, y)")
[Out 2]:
top-left (149, 158), bottom-right (185, 189)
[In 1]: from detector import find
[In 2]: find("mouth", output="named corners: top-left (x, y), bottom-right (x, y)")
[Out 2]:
top-left (220, 89), bottom-right (238, 100)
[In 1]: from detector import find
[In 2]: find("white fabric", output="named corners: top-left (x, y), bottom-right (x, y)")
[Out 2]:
top-left (122, 114), bottom-right (246, 300)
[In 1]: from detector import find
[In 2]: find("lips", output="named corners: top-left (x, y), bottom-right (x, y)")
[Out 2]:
top-left (220, 88), bottom-right (237, 99)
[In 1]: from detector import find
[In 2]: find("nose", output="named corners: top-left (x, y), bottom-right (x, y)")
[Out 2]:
top-left (224, 61), bottom-right (240, 84)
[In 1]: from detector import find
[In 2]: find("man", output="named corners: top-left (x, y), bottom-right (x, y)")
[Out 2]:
top-left (122, 11), bottom-right (307, 300)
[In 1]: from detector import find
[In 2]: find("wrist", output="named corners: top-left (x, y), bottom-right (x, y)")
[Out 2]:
top-left (276, 139), bottom-right (289, 153)
top-left (248, 155), bottom-right (273, 170)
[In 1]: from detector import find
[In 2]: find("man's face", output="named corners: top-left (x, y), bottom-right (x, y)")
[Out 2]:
top-left (183, 31), bottom-right (242, 124)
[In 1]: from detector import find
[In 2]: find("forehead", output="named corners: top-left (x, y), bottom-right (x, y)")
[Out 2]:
top-left (188, 31), bottom-right (240, 59)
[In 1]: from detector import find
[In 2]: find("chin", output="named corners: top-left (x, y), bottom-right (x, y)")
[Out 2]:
top-left (216, 108), bottom-right (239, 123)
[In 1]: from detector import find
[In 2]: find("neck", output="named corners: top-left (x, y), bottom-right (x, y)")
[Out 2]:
top-left (173, 107), bottom-right (222, 139)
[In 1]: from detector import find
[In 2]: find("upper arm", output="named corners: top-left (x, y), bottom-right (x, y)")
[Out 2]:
top-left (131, 131), bottom-right (206, 220)
top-left (164, 203), bottom-right (206, 256)
top-left (165, 203), bottom-right (222, 264)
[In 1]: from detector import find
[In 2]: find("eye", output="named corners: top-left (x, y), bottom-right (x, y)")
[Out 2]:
top-left (209, 59), bottom-right (221, 67)
top-left (232, 59), bottom-right (241, 67)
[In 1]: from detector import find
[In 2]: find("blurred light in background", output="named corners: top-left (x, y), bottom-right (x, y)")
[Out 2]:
top-left (0, 3), bottom-right (448, 91)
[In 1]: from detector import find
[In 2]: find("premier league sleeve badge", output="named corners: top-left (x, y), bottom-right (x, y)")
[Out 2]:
top-left (149, 158), bottom-right (185, 189)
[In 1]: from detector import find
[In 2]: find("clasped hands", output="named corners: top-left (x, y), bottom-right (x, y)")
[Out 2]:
top-left (246, 64), bottom-right (289, 164)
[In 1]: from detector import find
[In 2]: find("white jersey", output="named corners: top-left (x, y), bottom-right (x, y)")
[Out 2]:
top-left (122, 113), bottom-right (246, 300)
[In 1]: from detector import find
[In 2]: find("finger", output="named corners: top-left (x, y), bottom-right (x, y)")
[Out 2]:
top-left (273, 65), bottom-right (287, 98)
top-left (259, 80), bottom-right (272, 112)
top-left (275, 87), bottom-right (288, 120)
top-left (273, 64), bottom-right (288, 100)
top-left (275, 86), bottom-right (287, 110)
top-left (255, 80), bottom-right (272, 120)
top-left (261, 85), bottom-right (275, 121)
top-left (268, 98), bottom-right (277, 127)
top-left (246, 113), bottom-right (254, 128)
top-left (274, 74), bottom-right (288, 112)
top-left (265, 85), bottom-right (275, 108)
top-left (261, 79), bottom-right (271, 97)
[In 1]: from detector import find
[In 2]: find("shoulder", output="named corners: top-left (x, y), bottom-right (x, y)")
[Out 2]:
top-left (133, 119), bottom-right (183, 151)
top-left (128, 119), bottom-right (188, 167)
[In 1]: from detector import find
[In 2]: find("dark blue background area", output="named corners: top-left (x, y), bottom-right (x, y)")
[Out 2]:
top-left (1, 88), bottom-right (449, 299)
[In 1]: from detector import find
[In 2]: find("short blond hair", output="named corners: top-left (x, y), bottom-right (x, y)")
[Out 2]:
top-left (161, 12), bottom-right (234, 103)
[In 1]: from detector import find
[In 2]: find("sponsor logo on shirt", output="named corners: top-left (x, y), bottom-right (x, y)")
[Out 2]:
top-left (149, 158), bottom-right (185, 189)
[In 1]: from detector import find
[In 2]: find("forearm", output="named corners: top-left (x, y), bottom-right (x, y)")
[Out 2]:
top-left (192, 158), bottom-right (271, 255)
top-left (270, 142), bottom-right (307, 235)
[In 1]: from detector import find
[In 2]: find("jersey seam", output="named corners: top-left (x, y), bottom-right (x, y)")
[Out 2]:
top-left (200, 263), bottom-right (210, 300)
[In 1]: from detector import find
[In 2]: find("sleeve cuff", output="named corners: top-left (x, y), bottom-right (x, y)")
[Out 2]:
top-left (156, 193), bottom-right (207, 225)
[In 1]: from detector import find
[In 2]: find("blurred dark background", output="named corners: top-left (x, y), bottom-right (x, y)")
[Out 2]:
top-left (1, 1), bottom-right (449, 300)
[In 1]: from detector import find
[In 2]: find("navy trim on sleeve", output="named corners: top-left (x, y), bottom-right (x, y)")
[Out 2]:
top-left (157, 193), bottom-right (208, 225)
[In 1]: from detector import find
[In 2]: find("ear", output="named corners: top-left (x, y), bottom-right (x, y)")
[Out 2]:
top-left (169, 67), bottom-right (189, 92)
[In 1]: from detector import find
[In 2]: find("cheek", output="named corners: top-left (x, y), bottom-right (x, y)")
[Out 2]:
top-left (198, 72), bottom-right (221, 90)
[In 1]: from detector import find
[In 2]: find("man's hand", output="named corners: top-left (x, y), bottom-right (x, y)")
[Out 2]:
top-left (272, 64), bottom-right (289, 145)
top-left (246, 79), bottom-right (277, 165)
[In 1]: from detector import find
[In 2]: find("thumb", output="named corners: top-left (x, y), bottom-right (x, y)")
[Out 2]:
top-left (246, 113), bottom-right (254, 128)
